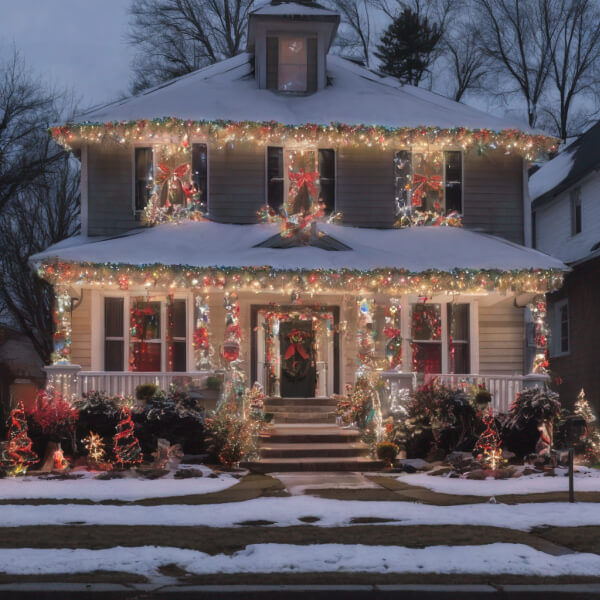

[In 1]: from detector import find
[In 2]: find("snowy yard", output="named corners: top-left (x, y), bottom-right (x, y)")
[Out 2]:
top-left (1, 496), bottom-right (600, 530)
top-left (399, 466), bottom-right (600, 496)
top-left (0, 465), bottom-right (237, 501)
top-left (1, 543), bottom-right (599, 580)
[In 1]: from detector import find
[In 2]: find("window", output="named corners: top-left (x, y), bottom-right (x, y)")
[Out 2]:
top-left (393, 150), bottom-right (463, 215)
top-left (130, 300), bottom-right (162, 372)
top-left (267, 146), bottom-right (284, 212)
top-left (168, 298), bottom-right (187, 372)
top-left (410, 303), bottom-right (442, 374)
top-left (191, 143), bottom-right (208, 211)
top-left (134, 147), bottom-right (153, 211)
top-left (318, 149), bottom-right (335, 214)
top-left (448, 303), bottom-right (470, 373)
top-left (554, 299), bottom-right (569, 355)
top-left (104, 298), bottom-right (124, 371)
top-left (267, 36), bottom-right (317, 93)
top-left (571, 188), bottom-right (582, 235)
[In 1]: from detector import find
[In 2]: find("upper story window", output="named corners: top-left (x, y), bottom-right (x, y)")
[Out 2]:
top-left (394, 150), bottom-right (463, 216)
top-left (267, 36), bottom-right (318, 93)
top-left (571, 187), bottom-right (582, 235)
top-left (267, 146), bottom-right (335, 214)
top-left (133, 143), bottom-right (208, 219)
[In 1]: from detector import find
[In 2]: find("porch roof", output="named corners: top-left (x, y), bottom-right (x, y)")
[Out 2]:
top-left (33, 221), bottom-right (567, 274)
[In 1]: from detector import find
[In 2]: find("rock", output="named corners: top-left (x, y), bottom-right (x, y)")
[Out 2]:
top-left (467, 469), bottom-right (486, 480)
top-left (449, 472), bottom-right (460, 478)
top-left (399, 458), bottom-right (431, 471)
top-left (428, 466), bottom-right (453, 476)
top-left (543, 468), bottom-right (556, 477)
top-left (494, 468), bottom-right (514, 480)
top-left (522, 467), bottom-right (535, 476)
top-left (174, 468), bottom-right (204, 479)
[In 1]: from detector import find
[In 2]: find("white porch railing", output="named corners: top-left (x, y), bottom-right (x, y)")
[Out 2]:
top-left (424, 373), bottom-right (550, 414)
top-left (78, 371), bottom-right (216, 397)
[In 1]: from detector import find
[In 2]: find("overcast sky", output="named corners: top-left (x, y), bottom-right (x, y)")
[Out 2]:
top-left (0, 0), bottom-right (133, 109)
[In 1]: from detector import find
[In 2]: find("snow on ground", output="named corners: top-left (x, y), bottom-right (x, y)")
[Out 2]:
top-left (1, 544), bottom-right (599, 578)
top-left (399, 466), bottom-right (600, 496)
top-left (0, 465), bottom-right (237, 501)
top-left (1, 497), bottom-right (600, 530)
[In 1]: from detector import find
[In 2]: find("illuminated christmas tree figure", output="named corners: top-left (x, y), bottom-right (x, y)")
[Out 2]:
top-left (474, 406), bottom-right (503, 471)
top-left (83, 431), bottom-right (106, 467)
top-left (0, 402), bottom-right (38, 476)
top-left (574, 389), bottom-right (600, 465)
top-left (113, 407), bottom-right (143, 467)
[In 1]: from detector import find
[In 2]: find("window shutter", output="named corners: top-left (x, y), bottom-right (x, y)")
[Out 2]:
top-left (104, 298), bottom-right (124, 372)
top-left (267, 146), bottom-right (284, 211)
top-left (444, 151), bottom-right (462, 213)
top-left (307, 37), bottom-right (318, 92)
top-left (318, 149), bottom-right (335, 213)
top-left (191, 143), bottom-right (208, 210)
top-left (266, 37), bottom-right (279, 90)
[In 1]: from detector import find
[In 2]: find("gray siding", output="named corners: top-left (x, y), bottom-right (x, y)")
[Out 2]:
top-left (336, 146), bottom-right (396, 228)
top-left (87, 144), bottom-right (140, 236)
top-left (462, 152), bottom-right (524, 244)
top-left (209, 142), bottom-right (266, 223)
top-left (479, 299), bottom-right (525, 375)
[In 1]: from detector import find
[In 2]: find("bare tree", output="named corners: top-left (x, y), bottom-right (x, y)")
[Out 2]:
top-left (540, 0), bottom-right (600, 140)
top-left (0, 48), bottom-right (80, 364)
top-left (473, 0), bottom-right (559, 128)
top-left (329, 0), bottom-right (373, 66)
top-left (128, 0), bottom-right (256, 93)
top-left (444, 22), bottom-right (488, 101)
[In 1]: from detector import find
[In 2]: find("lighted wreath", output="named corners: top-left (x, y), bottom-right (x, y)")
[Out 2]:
top-left (282, 328), bottom-right (313, 381)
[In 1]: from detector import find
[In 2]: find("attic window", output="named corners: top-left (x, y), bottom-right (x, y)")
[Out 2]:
top-left (279, 36), bottom-right (307, 91)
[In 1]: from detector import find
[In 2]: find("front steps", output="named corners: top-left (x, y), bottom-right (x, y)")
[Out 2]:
top-left (242, 397), bottom-right (383, 472)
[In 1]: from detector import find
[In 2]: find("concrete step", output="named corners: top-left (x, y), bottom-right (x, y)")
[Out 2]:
top-left (266, 397), bottom-right (338, 407)
top-left (271, 413), bottom-right (337, 424)
top-left (260, 442), bottom-right (370, 459)
top-left (265, 404), bottom-right (335, 413)
top-left (242, 456), bottom-right (384, 473)
top-left (264, 425), bottom-right (361, 444)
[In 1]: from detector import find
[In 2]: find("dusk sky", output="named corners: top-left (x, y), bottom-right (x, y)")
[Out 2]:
top-left (0, 0), bottom-right (133, 109)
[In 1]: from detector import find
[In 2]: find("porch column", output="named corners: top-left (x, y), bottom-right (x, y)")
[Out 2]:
top-left (44, 363), bottom-right (81, 403)
top-left (51, 286), bottom-right (72, 364)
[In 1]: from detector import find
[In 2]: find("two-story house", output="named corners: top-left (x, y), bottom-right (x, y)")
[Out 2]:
top-left (530, 120), bottom-right (600, 413)
top-left (35, 1), bottom-right (564, 426)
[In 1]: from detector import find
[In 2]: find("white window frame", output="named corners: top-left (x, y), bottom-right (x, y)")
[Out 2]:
top-left (95, 291), bottom-right (192, 372)
top-left (131, 141), bottom-right (210, 216)
top-left (553, 298), bottom-right (570, 357)
top-left (393, 149), bottom-right (464, 215)
top-left (400, 297), bottom-right (474, 375)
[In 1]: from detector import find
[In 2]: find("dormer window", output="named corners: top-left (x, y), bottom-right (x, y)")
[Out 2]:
top-left (267, 35), bottom-right (317, 93)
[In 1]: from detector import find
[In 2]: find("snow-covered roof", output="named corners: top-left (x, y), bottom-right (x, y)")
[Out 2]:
top-left (251, 1), bottom-right (336, 16)
top-left (32, 221), bottom-right (566, 273)
top-left (530, 120), bottom-right (600, 205)
top-left (75, 54), bottom-right (541, 134)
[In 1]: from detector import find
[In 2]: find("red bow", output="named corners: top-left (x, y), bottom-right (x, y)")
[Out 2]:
top-left (412, 173), bottom-right (442, 207)
top-left (284, 329), bottom-right (310, 360)
top-left (289, 169), bottom-right (319, 198)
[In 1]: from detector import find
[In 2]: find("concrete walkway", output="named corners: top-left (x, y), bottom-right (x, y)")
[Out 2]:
top-left (274, 471), bottom-right (380, 495)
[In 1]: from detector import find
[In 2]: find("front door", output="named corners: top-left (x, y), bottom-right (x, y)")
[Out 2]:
top-left (279, 320), bottom-right (316, 398)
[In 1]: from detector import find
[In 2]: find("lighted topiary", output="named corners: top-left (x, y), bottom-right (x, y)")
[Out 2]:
top-left (113, 407), bottom-right (143, 467)
top-left (0, 402), bottom-right (38, 476)
top-left (376, 441), bottom-right (399, 468)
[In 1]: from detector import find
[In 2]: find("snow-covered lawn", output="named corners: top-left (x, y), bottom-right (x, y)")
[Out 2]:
top-left (1, 543), bottom-right (599, 579)
top-left (1, 497), bottom-right (600, 530)
top-left (0, 465), bottom-right (237, 501)
top-left (399, 466), bottom-right (600, 496)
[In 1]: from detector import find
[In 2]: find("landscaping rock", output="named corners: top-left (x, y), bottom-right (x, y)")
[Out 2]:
top-left (467, 469), bottom-right (486, 480)
top-left (543, 468), bottom-right (556, 477)
top-left (522, 467), bottom-right (535, 476)
top-left (174, 468), bottom-right (204, 479)
top-left (428, 466), bottom-right (453, 476)
top-left (136, 468), bottom-right (168, 480)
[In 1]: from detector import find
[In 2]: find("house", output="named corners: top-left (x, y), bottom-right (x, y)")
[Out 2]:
top-left (33, 1), bottom-right (564, 449)
top-left (530, 120), bottom-right (600, 413)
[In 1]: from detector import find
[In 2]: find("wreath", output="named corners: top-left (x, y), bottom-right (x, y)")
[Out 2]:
top-left (282, 328), bottom-right (313, 381)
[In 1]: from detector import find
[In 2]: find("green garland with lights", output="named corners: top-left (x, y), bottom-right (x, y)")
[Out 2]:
top-left (38, 260), bottom-right (563, 295)
top-left (51, 118), bottom-right (557, 160)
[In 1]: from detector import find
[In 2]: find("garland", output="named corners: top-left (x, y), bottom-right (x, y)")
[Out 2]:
top-left (50, 119), bottom-right (557, 160)
top-left (38, 261), bottom-right (564, 295)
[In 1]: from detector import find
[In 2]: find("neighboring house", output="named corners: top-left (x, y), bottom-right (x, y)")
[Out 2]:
top-left (32, 1), bottom-right (564, 451)
top-left (530, 120), bottom-right (600, 413)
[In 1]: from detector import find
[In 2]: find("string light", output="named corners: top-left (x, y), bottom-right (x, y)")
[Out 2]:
top-left (50, 119), bottom-right (558, 160)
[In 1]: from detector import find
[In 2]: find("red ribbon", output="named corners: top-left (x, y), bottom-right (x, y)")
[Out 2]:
top-left (412, 173), bottom-right (442, 207)
top-left (289, 169), bottom-right (319, 198)
top-left (284, 329), bottom-right (310, 360)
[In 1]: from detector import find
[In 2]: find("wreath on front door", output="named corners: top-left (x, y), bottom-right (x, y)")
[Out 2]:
top-left (282, 328), bottom-right (313, 381)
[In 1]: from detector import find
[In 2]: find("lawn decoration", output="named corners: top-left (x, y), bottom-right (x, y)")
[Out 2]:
top-left (82, 431), bottom-right (106, 467)
top-left (574, 389), bottom-right (600, 466)
top-left (473, 406), bottom-right (504, 471)
top-left (0, 402), bottom-right (38, 476)
top-left (113, 407), bottom-right (143, 467)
